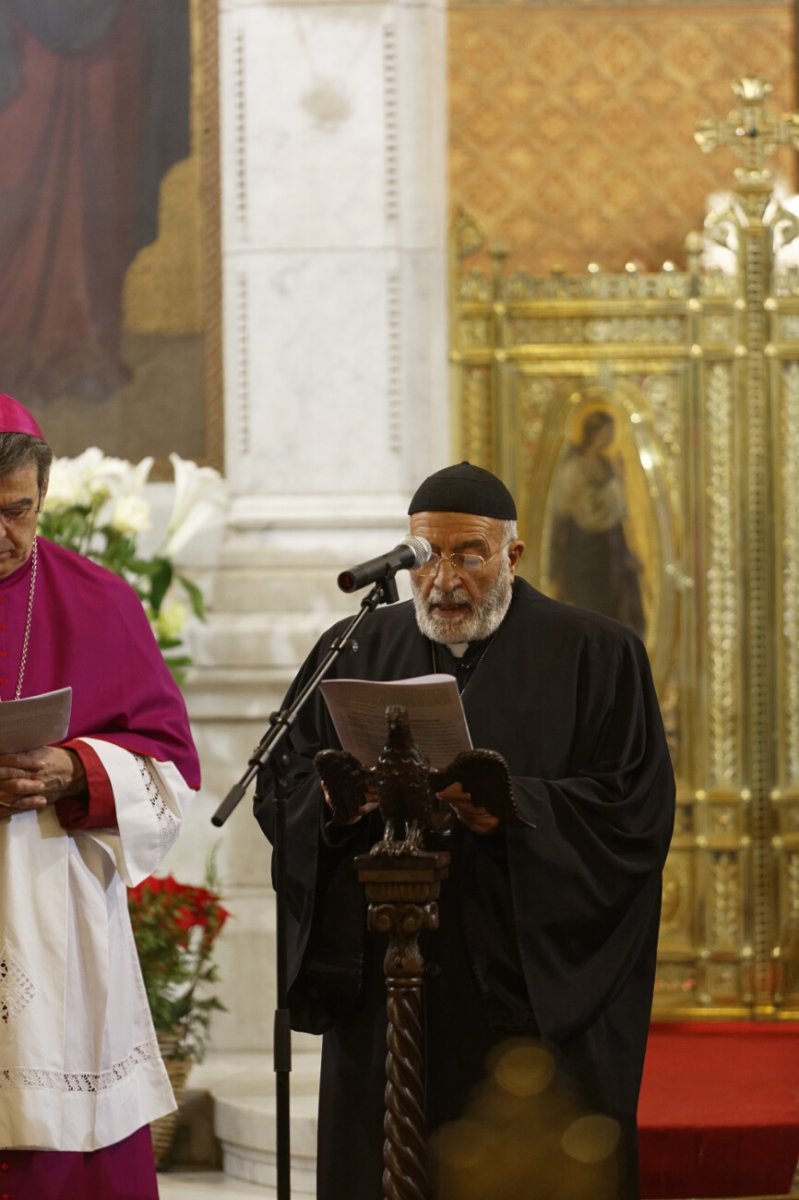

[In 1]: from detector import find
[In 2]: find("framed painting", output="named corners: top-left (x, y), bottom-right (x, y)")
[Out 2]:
top-left (545, 400), bottom-right (650, 638)
top-left (517, 380), bottom-right (679, 692)
top-left (0, 0), bottom-right (222, 471)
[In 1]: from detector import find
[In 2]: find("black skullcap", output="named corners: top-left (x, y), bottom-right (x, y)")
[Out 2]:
top-left (408, 462), bottom-right (517, 520)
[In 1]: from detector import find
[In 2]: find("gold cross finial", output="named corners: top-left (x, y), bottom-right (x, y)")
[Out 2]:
top-left (695, 78), bottom-right (799, 175)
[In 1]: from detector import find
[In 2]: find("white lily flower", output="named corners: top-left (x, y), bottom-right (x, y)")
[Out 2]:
top-left (128, 455), bottom-right (155, 493)
top-left (43, 457), bottom-right (86, 509)
top-left (72, 447), bottom-right (120, 503)
top-left (39, 448), bottom-right (213, 684)
top-left (87, 456), bottom-right (132, 500)
top-left (44, 446), bottom-right (112, 509)
top-left (109, 494), bottom-right (152, 536)
top-left (163, 453), bottom-right (227, 557)
top-left (100, 455), bottom-right (154, 500)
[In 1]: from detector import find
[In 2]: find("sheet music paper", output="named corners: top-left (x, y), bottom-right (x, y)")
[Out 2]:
top-left (0, 688), bottom-right (72, 753)
top-left (319, 674), bottom-right (471, 769)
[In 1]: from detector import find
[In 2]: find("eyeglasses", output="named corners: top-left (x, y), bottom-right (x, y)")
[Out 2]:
top-left (412, 541), bottom-right (512, 578)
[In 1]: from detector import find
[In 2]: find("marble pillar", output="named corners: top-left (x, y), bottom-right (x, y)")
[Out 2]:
top-left (164, 0), bottom-right (450, 1056)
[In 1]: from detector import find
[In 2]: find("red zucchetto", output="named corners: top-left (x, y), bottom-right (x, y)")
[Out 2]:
top-left (0, 394), bottom-right (44, 439)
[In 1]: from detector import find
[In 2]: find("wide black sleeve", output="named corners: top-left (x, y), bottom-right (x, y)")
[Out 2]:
top-left (501, 631), bottom-right (675, 1040)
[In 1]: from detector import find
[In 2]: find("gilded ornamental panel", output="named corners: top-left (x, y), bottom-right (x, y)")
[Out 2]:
top-left (451, 79), bottom-right (799, 1017)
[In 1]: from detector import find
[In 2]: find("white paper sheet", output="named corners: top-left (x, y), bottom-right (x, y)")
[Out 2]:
top-left (319, 674), bottom-right (471, 768)
top-left (0, 687), bottom-right (73, 753)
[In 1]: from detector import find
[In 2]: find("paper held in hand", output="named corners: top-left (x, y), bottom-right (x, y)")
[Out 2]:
top-left (319, 674), bottom-right (471, 769)
top-left (0, 687), bottom-right (72, 753)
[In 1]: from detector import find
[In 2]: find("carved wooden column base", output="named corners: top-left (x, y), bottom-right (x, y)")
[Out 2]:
top-left (355, 850), bottom-right (450, 1200)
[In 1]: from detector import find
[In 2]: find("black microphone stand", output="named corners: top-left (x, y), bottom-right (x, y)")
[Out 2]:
top-left (211, 571), bottom-right (401, 1200)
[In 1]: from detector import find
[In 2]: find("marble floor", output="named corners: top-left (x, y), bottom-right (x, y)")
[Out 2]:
top-left (158, 1170), bottom-right (266, 1198)
top-left (154, 1047), bottom-right (320, 1199)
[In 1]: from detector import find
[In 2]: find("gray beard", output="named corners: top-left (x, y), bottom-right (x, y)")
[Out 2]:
top-left (411, 560), bottom-right (514, 645)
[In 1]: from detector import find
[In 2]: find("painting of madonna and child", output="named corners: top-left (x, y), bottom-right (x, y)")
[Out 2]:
top-left (538, 400), bottom-right (666, 649)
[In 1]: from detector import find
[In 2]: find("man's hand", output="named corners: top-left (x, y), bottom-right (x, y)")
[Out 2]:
top-left (437, 781), bottom-right (500, 835)
top-left (0, 746), bottom-right (86, 815)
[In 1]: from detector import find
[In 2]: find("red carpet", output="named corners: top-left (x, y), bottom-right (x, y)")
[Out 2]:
top-left (638, 1021), bottom-right (799, 1198)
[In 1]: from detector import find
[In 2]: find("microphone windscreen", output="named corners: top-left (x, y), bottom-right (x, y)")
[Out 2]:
top-left (401, 535), bottom-right (432, 569)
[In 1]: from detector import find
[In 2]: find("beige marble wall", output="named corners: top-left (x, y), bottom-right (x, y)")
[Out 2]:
top-left (161, 0), bottom-right (450, 1054)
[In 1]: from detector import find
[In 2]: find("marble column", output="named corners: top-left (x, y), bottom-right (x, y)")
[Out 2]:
top-left (166, 0), bottom-right (450, 1056)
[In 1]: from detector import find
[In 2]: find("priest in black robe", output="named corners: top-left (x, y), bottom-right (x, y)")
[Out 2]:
top-left (254, 462), bottom-right (675, 1200)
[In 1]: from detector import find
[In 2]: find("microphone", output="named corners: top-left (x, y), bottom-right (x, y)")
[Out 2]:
top-left (337, 535), bottom-right (432, 593)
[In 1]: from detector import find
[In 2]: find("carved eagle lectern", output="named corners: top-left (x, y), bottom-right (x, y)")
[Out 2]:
top-left (315, 703), bottom-right (531, 855)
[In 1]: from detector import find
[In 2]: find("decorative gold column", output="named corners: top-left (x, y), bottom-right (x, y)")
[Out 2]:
top-left (695, 78), bottom-right (799, 1009)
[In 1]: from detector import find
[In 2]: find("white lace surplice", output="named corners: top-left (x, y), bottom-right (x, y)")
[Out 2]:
top-left (0, 737), bottom-right (191, 1151)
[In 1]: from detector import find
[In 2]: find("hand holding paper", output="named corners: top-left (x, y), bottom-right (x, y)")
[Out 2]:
top-left (0, 688), bottom-right (75, 814)
top-left (317, 677), bottom-right (533, 835)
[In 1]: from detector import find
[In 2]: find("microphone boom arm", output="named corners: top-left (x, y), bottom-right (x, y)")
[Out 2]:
top-left (211, 571), bottom-right (399, 826)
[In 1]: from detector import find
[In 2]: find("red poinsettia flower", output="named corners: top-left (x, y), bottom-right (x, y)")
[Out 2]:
top-left (127, 863), bottom-right (230, 1062)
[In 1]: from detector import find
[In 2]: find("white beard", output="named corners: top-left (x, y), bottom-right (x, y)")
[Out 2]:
top-left (411, 558), bottom-right (514, 645)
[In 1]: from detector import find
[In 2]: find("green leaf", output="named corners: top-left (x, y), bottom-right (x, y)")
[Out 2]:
top-left (145, 558), bottom-right (174, 615)
top-left (178, 574), bottom-right (206, 620)
top-left (157, 637), bottom-right (186, 651)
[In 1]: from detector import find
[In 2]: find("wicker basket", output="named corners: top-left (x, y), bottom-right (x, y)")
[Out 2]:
top-left (150, 1036), bottom-right (194, 1169)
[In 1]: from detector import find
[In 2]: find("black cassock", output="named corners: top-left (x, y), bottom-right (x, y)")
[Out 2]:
top-left (254, 578), bottom-right (675, 1200)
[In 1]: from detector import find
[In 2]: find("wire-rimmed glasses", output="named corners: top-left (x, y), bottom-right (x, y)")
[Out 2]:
top-left (411, 541), bottom-right (512, 577)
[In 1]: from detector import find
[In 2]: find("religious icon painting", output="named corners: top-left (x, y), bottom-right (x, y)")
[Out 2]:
top-left (522, 381), bottom-right (679, 690)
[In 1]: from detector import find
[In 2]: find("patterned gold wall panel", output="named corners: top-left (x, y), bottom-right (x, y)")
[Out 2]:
top-left (448, 3), bottom-right (795, 273)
